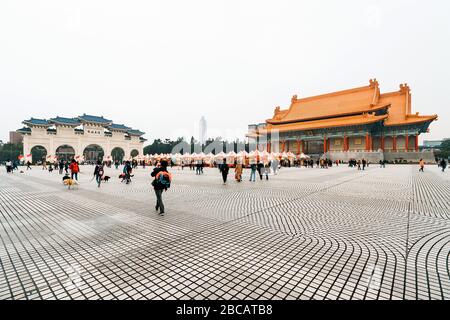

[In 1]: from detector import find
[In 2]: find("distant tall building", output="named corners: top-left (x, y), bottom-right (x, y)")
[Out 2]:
top-left (9, 131), bottom-right (23, 144)
top-left (199, 116), bottom-right (207, 145)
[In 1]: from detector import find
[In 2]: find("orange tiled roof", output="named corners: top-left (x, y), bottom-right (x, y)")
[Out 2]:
top-left (259, 114), bottom-right (388, 133)
top-left (268, 79), bottom-right (382, 124)
top-left (265, 80), bottom-right (437, 128)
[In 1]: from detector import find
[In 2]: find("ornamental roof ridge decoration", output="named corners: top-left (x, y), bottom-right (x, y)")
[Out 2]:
top-left (127, 129), bottom-right (146, 136)
top-left (23, 118), bottom-right (50, 126)
top-left (77, 114), bottom-right (113, 124)
top-left (49, 116), bottom-right (81, 126)
top-left (108, 123), bottom-right (132, 131)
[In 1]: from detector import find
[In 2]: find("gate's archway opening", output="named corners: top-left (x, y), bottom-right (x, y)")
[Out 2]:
top-left (83, 145), bottom-right (104, 162)
top-left (30, 146), bottom-right (47, 164)
top-left (111, 147), bottom-right (125, 162)
top-left (56, 145), bottom-right (75, 162)
top-left (130, 149), bottom-right (139, 158)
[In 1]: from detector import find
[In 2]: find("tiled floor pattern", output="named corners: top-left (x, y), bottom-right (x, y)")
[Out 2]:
top-left (0, 164), bottom-right (448, 300)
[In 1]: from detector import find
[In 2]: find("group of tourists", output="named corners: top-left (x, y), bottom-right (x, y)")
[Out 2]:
top-left (348, 159), bottom-right (370, 170)
top-left (218, 159), bottom-right (278, 184)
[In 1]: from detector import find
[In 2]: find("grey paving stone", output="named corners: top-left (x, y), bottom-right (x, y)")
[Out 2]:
top-left (0, 164), bottom-right (449, 300)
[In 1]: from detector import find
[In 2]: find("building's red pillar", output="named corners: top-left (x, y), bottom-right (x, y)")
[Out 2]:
top-left (393, 136), bottom-right (397, 151)
top-left (415, 135), bottom-right (419, 152)
top-left (365, 133), bottom-right (369, 151)
top-left (405, 135), bottom-right (409, 151)
top-left (323, 137), bottom-right (327, 153)
top-left (381, 136), bottom-right (385, 151)
top-left (344, 136), bottom-right (349, 151)
top-left (282, 141), bottom-right (285, 152)
top-left (297, 140), bottom-right (301, 155)
top-left (267, 142), bottom-right (271, 153)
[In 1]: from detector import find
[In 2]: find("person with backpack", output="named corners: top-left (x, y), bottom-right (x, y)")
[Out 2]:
top-left (220, 159), bottom-right (229, 185)
top-left (151, 160), bottom-right (171, 216)
top-left (69, 159), bottom-right (80, 181)
top-left (93, 160), bottom-right (104, 187)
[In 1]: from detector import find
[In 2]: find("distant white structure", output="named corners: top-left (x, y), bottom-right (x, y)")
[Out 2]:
top-left (199, 116), bottom-right (207, 145)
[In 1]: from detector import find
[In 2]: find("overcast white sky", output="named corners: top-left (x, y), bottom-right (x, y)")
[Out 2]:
top-left (0, 0), bottom-right (449, 144)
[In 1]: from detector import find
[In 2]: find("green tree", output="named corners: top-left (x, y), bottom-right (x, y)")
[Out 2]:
top-left (436, 140), bottom-right (450, 159)
top-left (0, 143), bottom-right (23, 163)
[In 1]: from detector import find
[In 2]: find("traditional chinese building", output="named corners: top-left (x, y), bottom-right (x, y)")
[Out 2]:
top-left (248, 79), bottom-right (437, 162)
top-left (16, 114), bottom-right (146, 162)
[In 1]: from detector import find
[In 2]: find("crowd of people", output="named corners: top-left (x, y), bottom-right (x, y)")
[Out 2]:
top-left (3, 154), bottom-right (449, 217)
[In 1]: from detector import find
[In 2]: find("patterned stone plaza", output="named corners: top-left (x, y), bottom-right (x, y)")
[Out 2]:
top-left (0, 164), bottom-right (449, 300)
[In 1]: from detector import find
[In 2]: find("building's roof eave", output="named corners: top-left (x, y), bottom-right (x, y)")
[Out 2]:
top-left (384, 115), bottom-right (438, 127)
top-left (267, 104), bottom-right (390, 125)
top-left (260, 114), bottom-right (388, 133)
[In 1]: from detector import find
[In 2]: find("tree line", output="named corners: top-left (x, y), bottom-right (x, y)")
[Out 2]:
top-left (143, 137), bottom-right (251, 155)
top-left (0, 143), bottom-right (23, 162)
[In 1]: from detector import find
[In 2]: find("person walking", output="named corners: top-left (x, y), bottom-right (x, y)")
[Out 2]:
top-left (235, 162), bottom-right (243, 182)
top-left (271, 158), bottom-right (279, 175)
top-left (264, 161), bottom-right (270, 180)
top-left (58, 159), bottom-right (64, 174)
top-left (26, 161), bottom-right (32, 170)
top-left (419, 159), bottom-right (425, 172)
top-left (357, 160), bottom-right (361, 170)
top-left (249, 163), bottom-right (257, 182)
top-left (220, 159), bottom-right (229, 185)
top-left (93, 160), bottom-right (104, 187)
top-left (69, 159), bottom-right (79, 181)
top-left (64, 161), bottom-right (69, 174)
top-left (362, 159), bottom-right (366, 171)
top-left (5, 160), bottom-right (12, 173)
top-left (257, 161), bottom-right (264, 180)
top-left (440, 158), bottom-right (447, 172)
top-left (123, 161), bottom-right (133, 184)
top-left (196, 160), bottom-right (201, 175)
top-left (151, 160), bottom-right (171, 216)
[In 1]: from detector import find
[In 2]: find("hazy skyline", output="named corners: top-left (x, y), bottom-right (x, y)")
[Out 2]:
top-left (1, 0), bottom-right (449, 144)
